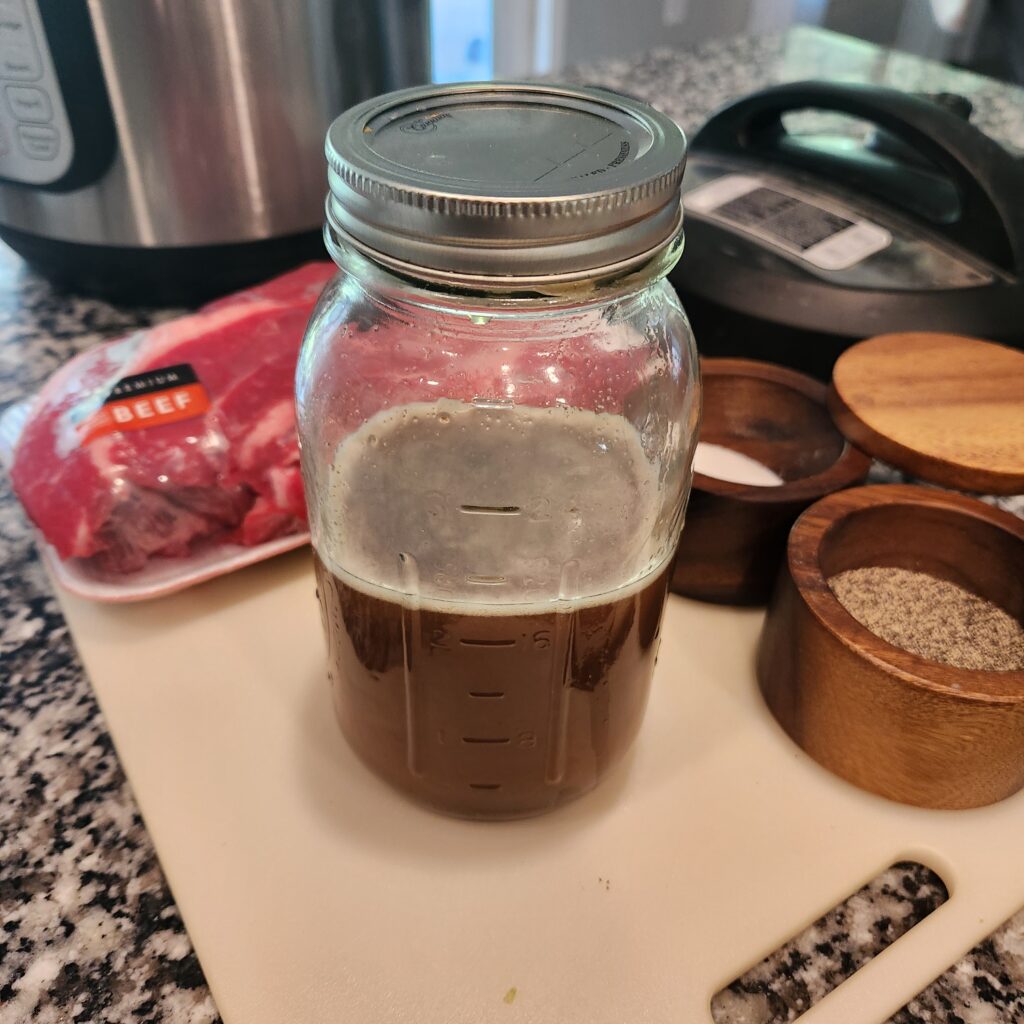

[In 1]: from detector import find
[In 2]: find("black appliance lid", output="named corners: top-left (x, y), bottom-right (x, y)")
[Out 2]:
top-left (674, 81), bottom-right (1024, 343)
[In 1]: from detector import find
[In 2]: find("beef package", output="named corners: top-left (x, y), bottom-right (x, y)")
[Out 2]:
top-left (11, 263), bottom-right (335, 573)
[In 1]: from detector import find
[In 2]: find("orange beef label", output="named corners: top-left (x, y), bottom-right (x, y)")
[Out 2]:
top-left (79, 363), bottom-right (210, 444)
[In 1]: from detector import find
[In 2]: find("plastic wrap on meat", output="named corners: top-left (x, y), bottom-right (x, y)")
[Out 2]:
top-left (11, 263), bottom-right (336, 572)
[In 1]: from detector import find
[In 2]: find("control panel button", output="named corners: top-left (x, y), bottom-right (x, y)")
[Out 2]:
top-left (0, 42), bottom-right (40, 79)
top-left (0, 0), bottom-right (74, 185)
top-left (6, 83), bottom-right (49, 121)
top-left (16, 121), bottom-right (57, 159)
top-left (0, 0), bottom-right (41, 81)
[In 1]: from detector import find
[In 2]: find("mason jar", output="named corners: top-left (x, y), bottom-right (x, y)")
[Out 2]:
top-left (297, 82), bottom-right (700, 819)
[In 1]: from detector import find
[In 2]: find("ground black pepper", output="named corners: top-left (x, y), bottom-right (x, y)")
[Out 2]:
top-left (829, 567), bottom-right (1024, 672)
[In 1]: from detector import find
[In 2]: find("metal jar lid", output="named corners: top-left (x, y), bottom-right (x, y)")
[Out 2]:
top-left (325, 82), bottom-right (687, 289)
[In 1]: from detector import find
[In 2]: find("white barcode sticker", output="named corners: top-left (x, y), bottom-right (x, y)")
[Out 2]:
top-left (686, 174), bottom-right (891, 270)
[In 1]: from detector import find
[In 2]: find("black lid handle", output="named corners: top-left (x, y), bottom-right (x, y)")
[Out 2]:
top-left (692, 81), bottom-right (1024, 273)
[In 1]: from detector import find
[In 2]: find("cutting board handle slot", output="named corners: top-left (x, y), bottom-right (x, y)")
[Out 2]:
top-left (710, 860), bottom-right (948, 1023)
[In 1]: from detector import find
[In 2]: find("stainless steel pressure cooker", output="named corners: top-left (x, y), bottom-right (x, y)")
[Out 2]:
top-left (0, 0), bottom-right (429, 302)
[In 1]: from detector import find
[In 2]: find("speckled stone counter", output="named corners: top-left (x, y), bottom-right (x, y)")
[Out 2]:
top-left (0, 259), bottom-right (216, 1023)
top-left (2, 26), bottom-right (1023, 1024)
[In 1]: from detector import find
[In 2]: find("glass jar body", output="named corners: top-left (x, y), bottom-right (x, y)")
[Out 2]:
top-left (297, 248), bottom-right (700, 818)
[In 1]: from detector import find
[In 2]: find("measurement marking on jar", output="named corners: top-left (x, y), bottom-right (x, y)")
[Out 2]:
top-left (471, 395), bottom-right (515, 409)
top-left (398, 552), bottom-right (423, 777)
top-left (462, 736), bottom-right (511, 744)
top-left (466, 574), bottom-right (507, 586)
top-left (469, 783), bottom-right (502, 790)
top-left (459, 637), bottom-right (517, 647)
top-left (468, 691), bottom-right (505, 699)
top-left (459, 504), bottom-right (521, 516)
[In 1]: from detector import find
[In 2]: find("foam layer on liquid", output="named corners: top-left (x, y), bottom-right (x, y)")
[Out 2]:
top-left (317, 399), bottom-right (670, 613)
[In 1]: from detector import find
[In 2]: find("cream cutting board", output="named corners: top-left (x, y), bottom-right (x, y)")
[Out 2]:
top-left (55, 550), bottom-right (1024, 1024)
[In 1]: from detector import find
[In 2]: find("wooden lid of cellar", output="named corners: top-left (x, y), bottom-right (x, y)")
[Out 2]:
top-left (828, 332), bottom-right (1024, 495)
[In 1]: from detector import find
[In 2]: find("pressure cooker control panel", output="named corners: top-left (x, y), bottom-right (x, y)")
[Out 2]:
top-left (0, 0), bottom-right (73, 185)
top-left (685, 165), bottom-right (996, 290)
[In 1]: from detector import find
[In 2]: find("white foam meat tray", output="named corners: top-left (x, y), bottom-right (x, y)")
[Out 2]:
top-left (54, 549), bottom-right (1024, 1024)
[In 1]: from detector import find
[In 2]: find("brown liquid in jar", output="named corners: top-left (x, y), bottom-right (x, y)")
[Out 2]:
top-left (313, 400), bottom-right (672, 818)
top-left (315, 556), bottom-right (669, 817)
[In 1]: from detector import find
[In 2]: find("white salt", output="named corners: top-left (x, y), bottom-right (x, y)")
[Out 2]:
top-left (692, 441), bottom-right (784, 486)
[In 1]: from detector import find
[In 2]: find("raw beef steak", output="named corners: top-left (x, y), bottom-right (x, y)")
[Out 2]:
top-left (11, 263), bottom-right (335, 572)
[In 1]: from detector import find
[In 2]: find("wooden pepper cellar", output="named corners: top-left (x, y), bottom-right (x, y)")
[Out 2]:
top-left (757, 333), bottom-right (1024, 809)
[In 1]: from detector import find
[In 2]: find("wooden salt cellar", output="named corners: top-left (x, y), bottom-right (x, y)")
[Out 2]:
top-left (671, 358), bottom-right (869, 604)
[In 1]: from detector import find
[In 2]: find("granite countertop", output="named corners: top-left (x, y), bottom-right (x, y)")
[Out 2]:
top-left (1, 25), bottom-right (1022, 1024)
top-left (568, 23), bottom-right (1024, 150)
